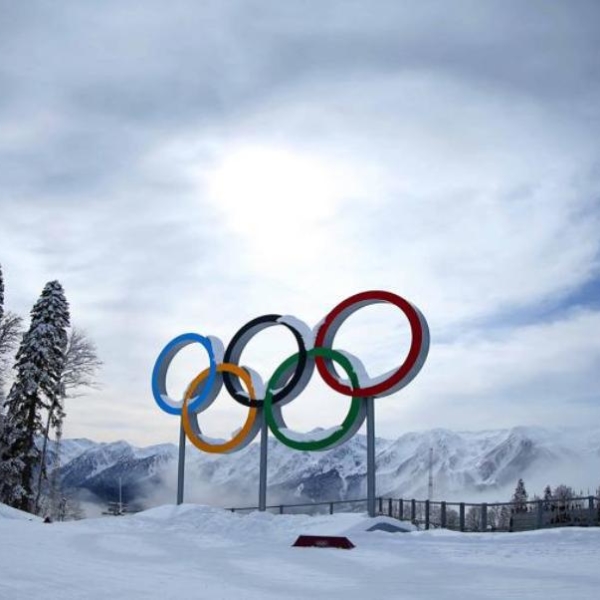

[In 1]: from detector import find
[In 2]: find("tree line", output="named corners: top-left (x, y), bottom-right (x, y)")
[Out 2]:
top-left (511, 477), bottom-right (600, 512)
top-left (0, 263), bottom-right (101, 517)
top-left (441, 480), bottom-right (600, 531)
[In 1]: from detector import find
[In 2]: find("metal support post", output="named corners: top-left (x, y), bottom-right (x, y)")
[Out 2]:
top-left (118, 477), bottom-right (123, 515)
top-left (258, 412), bottom-right (268, 512)
top-left (459, 503), bottom-right (465, 532)
top-left (588, 496), bottom-right (595, 525)
top-left (481, 503), bottom-right (487, 531)
top-left (425, 499), bottom-right (430, 530)
top-left (366, 398), bottom-right (376, 517)
top-left (176, 418), bottom-right (186, 505)
top-left (536, 500), bottom-right (544, 529)
top-left (441, 501), bottom-right (447, 528)
top-left (411, 499), bottom-right (416, 522)
top-left (399, 498), bottom-right (404, 520)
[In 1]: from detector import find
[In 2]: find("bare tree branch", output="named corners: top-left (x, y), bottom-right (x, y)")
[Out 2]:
top-left (60, 327), bottom-right (103, 394)
top-left (0, 312), bottom-right (23, 399)
top-left (0, 312), bottom-right (23, 359)
top-left (36, 327), bottom-right (102, 513)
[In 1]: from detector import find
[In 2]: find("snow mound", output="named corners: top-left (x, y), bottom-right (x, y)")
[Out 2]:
top-left (0, 502), bottom-right (42, 521)
top-left (132, 503), bottom-right (326, 539)
top-left (132, 504), bottom-right (417, 541)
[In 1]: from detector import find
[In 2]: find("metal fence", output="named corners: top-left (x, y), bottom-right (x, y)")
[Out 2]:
top-left (227, 495), bottom-right (600, 532)
top-left (376, 496), bottom-right (600, 532)
top-left (227, 498), bottom-right (370, 516)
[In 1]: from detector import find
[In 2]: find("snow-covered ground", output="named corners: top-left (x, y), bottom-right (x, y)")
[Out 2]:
top-left (0, 502), bottom-right (42, 522)
top-left (1, 503), bottom-right (599, 599)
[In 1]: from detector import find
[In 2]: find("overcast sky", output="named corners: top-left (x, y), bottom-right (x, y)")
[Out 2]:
top-left (1, 1), bottom-right (599, 447)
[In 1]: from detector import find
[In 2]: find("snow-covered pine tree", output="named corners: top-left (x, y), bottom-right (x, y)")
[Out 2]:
top-left (0, 281), bottom-right (70, 512)
top-left (511, 478), bottom-right (529, 513)
top-left (543, 484), bottom-right (553, 509)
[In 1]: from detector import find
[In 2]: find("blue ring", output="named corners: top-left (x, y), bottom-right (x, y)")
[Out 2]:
top-left (151, 333), bottom-right (217, 415)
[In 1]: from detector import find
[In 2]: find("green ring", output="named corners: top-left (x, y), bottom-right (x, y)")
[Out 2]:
top-left (264, 347), bottom-right (365, 451)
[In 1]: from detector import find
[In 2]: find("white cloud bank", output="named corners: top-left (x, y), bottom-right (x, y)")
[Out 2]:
top-left (0, 1), bottom-right (598, 445)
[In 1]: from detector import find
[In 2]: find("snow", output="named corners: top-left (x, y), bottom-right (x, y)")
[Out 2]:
top-left (1, 502), bottom-right (599, 599)
top-left (279, 426), bottom-right (343, 442)
top-left (207, 335), bottom-right (225, 362)
top-left (195, 433), bottom-right (228, 445)
top-left (277, 315), bottom-right (315, 349)
top-left (53, 426), bottom-right (600, 512)
top-left (133, 442), bottom-right (176, 460)
top-left (335, 350), bottom-right (398, 388)
top-left (239, 365), bottom-right (266, 399)
top-left (0, 502), bottom-right (42, 521)
top-left (58, 438), bottom-right (98, 463)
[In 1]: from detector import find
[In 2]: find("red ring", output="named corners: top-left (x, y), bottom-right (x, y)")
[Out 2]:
top-left (314, 290), bottom-right (427, 397)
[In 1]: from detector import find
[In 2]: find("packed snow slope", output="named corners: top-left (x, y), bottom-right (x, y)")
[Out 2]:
top-left (1, 503), bottom-right (599, 600)
top-left (0, 502), bottom-right (41, 522)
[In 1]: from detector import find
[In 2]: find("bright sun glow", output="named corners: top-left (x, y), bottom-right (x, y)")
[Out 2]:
top-left (207, 145), bottom-right (348, 233)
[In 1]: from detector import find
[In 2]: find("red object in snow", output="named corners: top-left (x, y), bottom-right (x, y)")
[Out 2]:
top-left (292, 535), bottom-right (355, 549)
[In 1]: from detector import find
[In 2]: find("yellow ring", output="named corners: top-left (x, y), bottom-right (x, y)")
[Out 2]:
top-left (182, 363), bottom-right (258, 454)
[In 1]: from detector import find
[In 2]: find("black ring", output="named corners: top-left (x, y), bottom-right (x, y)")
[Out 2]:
top-left (223, 314), bottom-right (312, 408)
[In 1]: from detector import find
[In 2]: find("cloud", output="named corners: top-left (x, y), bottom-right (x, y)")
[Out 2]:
top-left (384, 307), bottom-right (600, 435)
top-left (0, 1), bottom-right (599, 446)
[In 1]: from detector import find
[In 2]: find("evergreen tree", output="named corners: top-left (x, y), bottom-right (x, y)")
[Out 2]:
top-left (543, 484), bottom-right (553, 509)
top-left (511, 478), bottom-right (528, 513)
top-left (0, 281), bottom-right (70, 512)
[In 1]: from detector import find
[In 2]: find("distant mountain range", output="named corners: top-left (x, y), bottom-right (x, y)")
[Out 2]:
top-left (50, 426), bottom-right (600, 512)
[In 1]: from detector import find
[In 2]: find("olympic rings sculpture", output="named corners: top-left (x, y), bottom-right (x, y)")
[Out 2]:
top-left (152, 290), bottom-right (429, 453)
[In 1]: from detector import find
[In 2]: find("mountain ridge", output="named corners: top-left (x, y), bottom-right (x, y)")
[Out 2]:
top-left (52, 425), bottom-right (600, 511)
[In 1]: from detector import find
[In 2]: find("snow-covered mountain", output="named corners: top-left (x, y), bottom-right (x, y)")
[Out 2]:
top-left (54, 426), bottom-right (600, 510)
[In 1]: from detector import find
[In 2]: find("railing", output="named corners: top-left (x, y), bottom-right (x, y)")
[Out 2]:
top-left (226, 495), bottom-right (600, 532)
top-left (376, 496), bottom-right (600, 532)
top-left (227, 498), bottom-right (370, 515)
